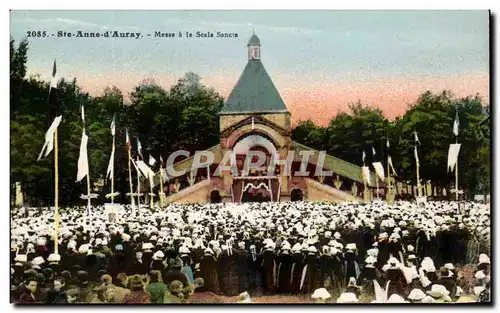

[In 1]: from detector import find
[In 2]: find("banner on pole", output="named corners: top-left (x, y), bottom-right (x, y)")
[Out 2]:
top-left (372, 162), bottom-right (386, 182)
top-left (362, 166), bottom-right (371, 185)
top-left (447, 143), bottom-right (461, 172)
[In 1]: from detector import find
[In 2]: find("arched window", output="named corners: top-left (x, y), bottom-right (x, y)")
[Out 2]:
top-left (290, 189), bottom-right (304, 201)
top-left (210, 190), bottom-right (222, 203)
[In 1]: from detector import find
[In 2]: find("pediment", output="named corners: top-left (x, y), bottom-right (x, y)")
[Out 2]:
top-left (220, 114), bottom-right (289, 138)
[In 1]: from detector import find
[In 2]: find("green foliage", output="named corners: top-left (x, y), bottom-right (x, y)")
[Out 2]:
top-left (292, 92), bottom-right (490, 198)
top-left (10, 38), bottom-right (224, 206)
top-left (10, 37), bottom-right (490, 205)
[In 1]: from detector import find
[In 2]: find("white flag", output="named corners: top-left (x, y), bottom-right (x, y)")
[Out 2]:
top-left (362, 166), bottom-right (371, 185)
top-left (447, 143), bottom-right (461, 172)
top-left (37, 115), bottom-right (63, 161)
top-left (388, 156), bottom-right (398, 176)
top-left (453, 110), bottom-right (459, 136)
top-left (110, 115), bottom-right (115, 136)
top-left (414, 132), bottom-right (420, 144)
top-left (362, 150), bottom-right (366, 163)
top-left (372, 162), bottom-right (385, 181)
top-left (372, 146), bottom-right (376, 156)
top-left (137, 137), bottom-right (143, 159)
top-left (136, 160), bottom-right (155, 179)
top-left (130, 157), bottom-right (143, 177)
top-left (76, 129), bottom-right (89, 182)
top-left (414, 146), bottom-right (419, 165)
top-left (81, 105), bottom-right (85, 122)
top-left (149, 154), bottom-right (156, 166)
top-left (106, 146), bottom-right (114, 179)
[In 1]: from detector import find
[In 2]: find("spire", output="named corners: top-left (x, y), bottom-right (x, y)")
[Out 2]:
top-left (248, 32), bottom-right (261, 60)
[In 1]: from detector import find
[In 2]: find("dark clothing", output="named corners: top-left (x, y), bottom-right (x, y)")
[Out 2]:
top-left (290, 253), bottom-right (305, 294)
top-left (261, 250), bottom-right (276, 294)
top-left (200, 255), bottom-right (220, 293)
top-left (122, 290), bottom-right (151, 304)
top-left (246, 253), bottom-right (263, 294)
top-left (301, 254), bottom-right (319, 294)
top-left (437, 277), bottom-right (457, 298)
top-left (385, 268), bottom-right (408, 298)
top-left (130, 260), bottom-right (149, 276)
top-left (217, 251), bottom-right (240, 296)
top-left (235, 248), bottom-right (249, 292)
top-left (163, 269), bottom-right (190, 288)
top-left (17, 292), bottom-right (36, 304)
top-left (277, 253), bottom-right (293, 293)
top-left (477, 289), bottom-right (490, 303)
top-left (45, 289), bottom-right (68, 303)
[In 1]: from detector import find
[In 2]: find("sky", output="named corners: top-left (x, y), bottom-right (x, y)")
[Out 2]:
top-left (10, 10), bottom-right (489, 125)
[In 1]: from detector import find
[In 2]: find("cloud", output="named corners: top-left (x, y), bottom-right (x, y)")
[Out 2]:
top-left (15, 17), bottom-right (143, 31)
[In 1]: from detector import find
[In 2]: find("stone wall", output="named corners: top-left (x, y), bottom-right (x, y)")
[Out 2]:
top-left (305, 178), bottom-right (359, 203)
top-left (165, 180), bottom-right (211, 204)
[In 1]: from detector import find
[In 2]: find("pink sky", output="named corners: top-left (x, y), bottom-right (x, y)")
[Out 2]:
top-left (59, 71), bottom-right (489, 127)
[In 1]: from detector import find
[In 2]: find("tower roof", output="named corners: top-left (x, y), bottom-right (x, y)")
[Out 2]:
top-left (220, 59), bottom-right (289, 115)
top-left (248, 34), bottom-right (260, 45)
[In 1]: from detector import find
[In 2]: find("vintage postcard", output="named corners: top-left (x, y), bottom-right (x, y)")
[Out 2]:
top-left (10, 10), bottom-right (490, 304)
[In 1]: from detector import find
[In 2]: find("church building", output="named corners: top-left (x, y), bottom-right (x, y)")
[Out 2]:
top-left (153, 34), bottom-right (377, 204)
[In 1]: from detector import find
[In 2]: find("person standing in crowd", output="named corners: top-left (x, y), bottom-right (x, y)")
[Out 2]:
top-left (9, 201), bottom-right (491, 303)
top-left (45, 277), bottom-right (68, 303)
top-left (164, 258), bottom-right (190, 288)
top-left (200, 248), bottom-right (220, 294)
top-left (163, 280), bottom-right (184, 303)
top-left (17, 280), bottom-right (37, 304)
top-left (121, 275), bottom-right (151, 304)
top-left (145, 271), bottom-right (168, 304)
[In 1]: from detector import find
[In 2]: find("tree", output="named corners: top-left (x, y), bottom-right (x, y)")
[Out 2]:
top-left (10, 37), bottom-right (489, 204)
top-left (324, 101), bottom-right (389, 165)
top-left (292, 120), bottom-right (327, 151)
top-left (291, 92), bottom-right (489, 198)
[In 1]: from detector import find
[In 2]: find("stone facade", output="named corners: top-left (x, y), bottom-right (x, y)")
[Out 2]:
top-left (161, 33), bottom-right (370, 204)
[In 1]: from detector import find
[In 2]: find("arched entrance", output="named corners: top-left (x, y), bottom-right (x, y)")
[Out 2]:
top-left (210, 190), bottom-right (222, 203)
top-left (290, 189), bottom-right (304, 201)
top-left (231, 132), bottom-right (280, 203)
top-left (241, 182), bottom-right (271, 203)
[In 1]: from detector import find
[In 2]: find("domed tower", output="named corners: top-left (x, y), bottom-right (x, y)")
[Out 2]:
top-left (248, 32), bottom-right (261, 60)
top-left (218, 32), bottom-right (292, 202)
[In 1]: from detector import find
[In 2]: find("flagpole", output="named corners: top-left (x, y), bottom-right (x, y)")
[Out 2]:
top-left (387, 155), bottom-right (391, 194)
top-left (86, 161), bottom-right (91, 217)
top-left (111, 133), bottom-right (115, 204)
top-left (136, 156), bottom-right (141, 206)
top-left (455, 136), bottom-right (459, 201)
top-left (128, 149), bottom-right (134, 208)
top-left (375, 176), bottom-right (379, 200)
top-left (159, 165), bottom-right (164, 207)
top-left (53, 128), bottom-right (59, 254)
top-left (363, 172), bottom-right (367, 197)
top-left (149, 175), bottom-right (154, 207)
top-left (362, 158), bottom-right (368, 200)
top-left (416, 159), bottom-right (421, 197)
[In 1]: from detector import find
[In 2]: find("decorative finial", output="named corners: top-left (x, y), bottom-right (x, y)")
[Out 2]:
top-left (253, 28), bottom-right (255, 35)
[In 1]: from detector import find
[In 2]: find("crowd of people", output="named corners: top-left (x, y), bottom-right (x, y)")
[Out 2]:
top-left (10, 200), bottom-right (491, 304)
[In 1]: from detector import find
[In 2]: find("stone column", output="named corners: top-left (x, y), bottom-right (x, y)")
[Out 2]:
top-left (279, 147), bottom-right (289, 194)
